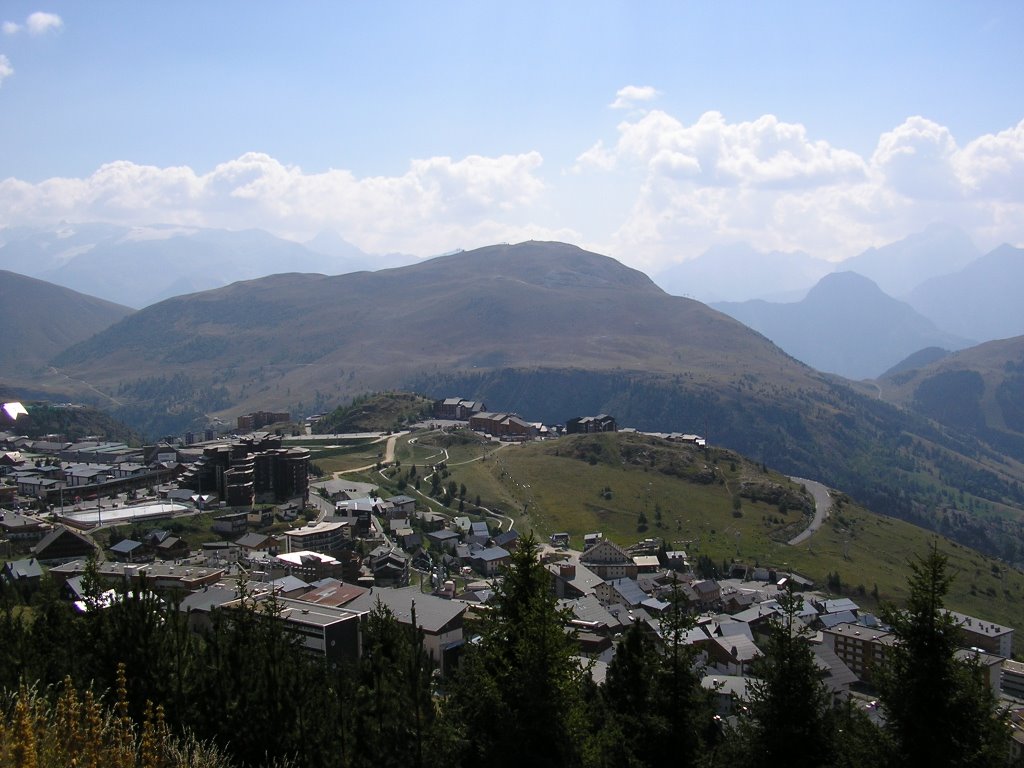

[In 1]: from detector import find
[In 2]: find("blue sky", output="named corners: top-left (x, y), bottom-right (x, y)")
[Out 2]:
top-left (1, 1), bottom-right (1022, 270)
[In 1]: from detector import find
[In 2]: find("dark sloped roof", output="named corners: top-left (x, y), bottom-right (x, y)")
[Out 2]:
top-left (32, 525), bottom-right (97, 560)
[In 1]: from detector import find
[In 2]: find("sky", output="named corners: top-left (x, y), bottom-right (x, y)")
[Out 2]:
top-left (1, 1), bottom-right (1022, 273)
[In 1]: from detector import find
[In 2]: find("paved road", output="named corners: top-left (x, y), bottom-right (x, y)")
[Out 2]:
top-left (787, 476), bottom-right (831, 546)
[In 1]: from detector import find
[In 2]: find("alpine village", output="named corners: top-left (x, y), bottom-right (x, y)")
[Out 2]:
top-left (1, 233), bottom-right (1024, 768)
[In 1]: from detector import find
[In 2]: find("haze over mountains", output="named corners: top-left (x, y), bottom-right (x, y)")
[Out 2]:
top-left (904, 243), bottom-right (1024, 342)
top-left (713, 272), bottom-right (973, 380)
top-left (650, 243), bottom-right (830, 303)
top-left (0, 223), bottom-right (417, 308)
top-left (709, 242), bottom-right (1024, 379)
top-left (687, 224), bottom-right (1021, 379)
top-left (651, 222), bottom-right (981, 304)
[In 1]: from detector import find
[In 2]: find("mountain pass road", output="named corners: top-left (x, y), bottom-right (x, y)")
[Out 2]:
top-left (788, 476), bottom-right (832, 546)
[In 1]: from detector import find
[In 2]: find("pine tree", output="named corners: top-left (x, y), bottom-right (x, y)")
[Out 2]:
top-left (736, 583), bottom-right (836, 768)
top-left (657, 581), bottom-right (716, 760)
top-left (352, 600), bottom-right (436, 768)
top-left (598, 581), bottom-right (714, 766)
top-left (600, 621), bottom-right (662, 765)
top-left (876, 542), bottom-right (1008, 766)
top-left (444, 533), bottom-right (587, 767)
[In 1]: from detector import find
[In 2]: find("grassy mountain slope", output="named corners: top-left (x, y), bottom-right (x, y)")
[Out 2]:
top-left (314, 391), bottom-right (433, 433)
top-left (383, 428), bottom-right (1024, 653)
top-left (41, 242), bottom-right (1024, 561)
top-left (879, 335), bottom-right (1024, 464)
top-left (0, 270), bottom-right (134, 376)
top-left (48, 241), bottom-right (810, 418)
top-left (880, 346), bottom-right (952, 378)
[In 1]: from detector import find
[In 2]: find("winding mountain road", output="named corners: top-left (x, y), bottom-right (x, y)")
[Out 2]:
top-left (787, 476), bottom-right (832, 546)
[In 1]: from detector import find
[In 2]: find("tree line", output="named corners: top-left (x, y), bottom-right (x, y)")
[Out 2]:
top-left (0, 539), bottom-right (1008, 767)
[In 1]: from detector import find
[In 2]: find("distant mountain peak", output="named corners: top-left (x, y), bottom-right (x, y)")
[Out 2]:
top-left (714, 269), bottom-right (971, 379)
top-left (838, 222), bottom-right (978, 297)
top-left (905, 242), bottom-right (1024, 341)
top-left (804, 271), bottom-right (886, 303)
top-left (304, 229), bottom-right (366, 260)
top-left (653, 242), bottom-right (831, 302)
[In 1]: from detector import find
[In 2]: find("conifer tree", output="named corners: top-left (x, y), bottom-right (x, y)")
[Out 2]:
top-left (352, 600), bottom-right (436, 768)
top-left (735, 583), bottom-right (835, 768)
top-left (597, 581), bottom-right (714, 766)
top-left (600, 621), bottom-right (677, 766)
top-left (445, 533), bottom-right (587, 767)
top-left (876, 542), bottom-right (1008, 766)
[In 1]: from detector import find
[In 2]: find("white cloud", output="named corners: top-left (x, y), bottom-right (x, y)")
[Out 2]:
top-left (609, 85), bottom-right (659, 110)
top-left (1, 96), bottom-right (1022, 273)
top-left (0, 54), bottom-right (12, 86)
top-left (26, 11), bottom-right (62, 35)
top-left (574, 103), bottom-right (1024, 268)
top-left (871, 116), bottom-right (961, 199)
top-left (2, 21), bottom-right (21, 35)
top-left (0, 150), bottom-right (552, 257)
top-left (956, 119), bottom-right (1024, 200)
top-left (608, 110), bottom-right (868, 189)
top-left (573, 140), bottom-right (617, 173)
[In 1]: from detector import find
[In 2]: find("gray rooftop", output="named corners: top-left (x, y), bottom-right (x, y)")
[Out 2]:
top-left (345, 586), bottom-right (466, 634)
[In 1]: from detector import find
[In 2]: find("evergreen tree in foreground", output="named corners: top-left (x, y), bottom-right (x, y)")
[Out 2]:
top-left (717, 582), bottom-right (889, 768)
top-left (351, 600), bottom-right (437, 768)
top-left (876, 542), bottom-right (1008, 766)
top-left (599, 586), bottom-right (715, 767)
top-left (735, 583), bottom-right (835, 768)
top-left (445, 532), bottom-right (588, 767)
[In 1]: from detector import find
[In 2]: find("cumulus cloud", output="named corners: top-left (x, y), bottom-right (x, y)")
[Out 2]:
top-left (0, 54), bottom-right (12, 86)
top-left (0, 150), bottom-right (554, 256)
top-left (573, 102), bottom-right (1024, 267)
top-left (608, 110), bottom-right (868, 188)
top-left (956, 119), bottom-right (1024, 200)
top-left (26, 11), bottom-right (62, 35)
top-left (871, 116), bottom-right (962, 199)
top-left (1, 94), bottom-right (1022, 271)
top-left (2, 21), bottom-right (21, 35)
top-left (609, 85), bottom-right (659, 110)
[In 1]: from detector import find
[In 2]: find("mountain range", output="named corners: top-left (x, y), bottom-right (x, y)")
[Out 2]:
top-left (709, 240), bottom-right (1023, 378)
top-left (3, 219), bottom-right (1019, 354)
top-left (0, 239), bottom-right (1018, 560)
top-left (712, 272), bottom-right (973, 379)
top-left (3, 237), bottom-right (1024, 559)
top-left (651, 222), bottom-right (980, 303)
top-left (0, 223), bottom-right (417, 308)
